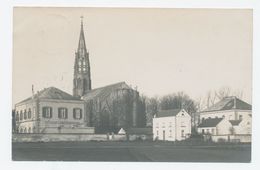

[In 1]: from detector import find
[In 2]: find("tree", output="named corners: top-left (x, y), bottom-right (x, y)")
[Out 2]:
top-left (145, 96), bottom-right (159, 127)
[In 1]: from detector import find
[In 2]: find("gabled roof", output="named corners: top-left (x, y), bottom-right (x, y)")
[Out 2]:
top-left (156, 109), bottom-right (182, 118)
top-left (82, 82), bottom-right (131, 101)
top-left (229, 120), bottom-right (242, 126)
top-left (202, 96), bottom-right (251, 112)
top-left (17, 87), bottom-right (80, 105)
top-left (198, 118), bottom-right (223, 128)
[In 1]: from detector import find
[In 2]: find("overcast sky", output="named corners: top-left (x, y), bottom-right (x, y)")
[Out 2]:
top-left (13, 7), bottom-right (252, 106)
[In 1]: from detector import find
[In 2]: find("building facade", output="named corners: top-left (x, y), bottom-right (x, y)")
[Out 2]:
top-left (15, 87), bottom-right (94, 134)
top-left (153, 109), bottom-right (191, 141)
top-left (196, 97), bottom-right (252, 142)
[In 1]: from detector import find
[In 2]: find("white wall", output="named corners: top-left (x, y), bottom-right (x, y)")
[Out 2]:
top-left (153, 109), bottom-right (191, 141)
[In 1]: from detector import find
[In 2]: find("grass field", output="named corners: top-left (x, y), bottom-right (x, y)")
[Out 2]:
top-left (12, 141), bottom-right (251, 162)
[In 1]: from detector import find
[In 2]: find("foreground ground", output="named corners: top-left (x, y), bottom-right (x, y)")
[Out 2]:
top-left (12, 141), bottom-right (251, 162)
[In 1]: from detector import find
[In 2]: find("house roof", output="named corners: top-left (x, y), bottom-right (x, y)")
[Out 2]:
top-left (202, 96), bottom-right (251, 112)
top-left (229, 120), bottom-right (242, 126)
top-left (156, 109), bottom-right (182, 118)
top-left (125, 128), bottom-right (153, 135)
top-left (17, 87), bottom-right (80, 105)
top-left (82, 82), bottom-right (131, 101)
top-left (197, 118), bottom-right (223, 128)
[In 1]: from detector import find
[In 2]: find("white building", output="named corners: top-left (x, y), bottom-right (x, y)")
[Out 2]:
top-left (153, 109), bottom-right (191, 141)
top-left (197, 96), bottom-right (252, 142)
top-left (15, 87), bottom-right (94, 134)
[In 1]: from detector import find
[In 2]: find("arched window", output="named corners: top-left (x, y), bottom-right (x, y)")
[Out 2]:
top-left (20, 128), bottom-right (23, 133)
top-left (28, 108), bottom-right (32, 119)
top-left (24, 128), bottom-right (27, 133)
top-left (20, 111), bottom-right (23, 121)
top-left (15, 111), bottom-right (19, 121)
top-left (239, 115), bottom-right (243, 120)
top-left (33, 127), bottom-right (36, 133)
top-left (24, 109), bottom-right (27, 120)
top-left (28, 127), bottom-right (31, 133)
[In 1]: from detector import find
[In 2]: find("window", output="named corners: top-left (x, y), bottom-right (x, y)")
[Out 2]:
top-left (58, 108), bottom-right (68, 119)
top-left (42, 107), bottom-right (53, 118)
top-left (20, 111), bottom-right (23, 121)
top-left (15, 111), bottom-right (19, 121)
top-left (202, 118), bottom-right (205, 122)
top-left (222, 115), bottom-right (225, 118)
top-left (162, 122), bottom-right (165, 128)
top-left (24, 110), bottom-right (27, 120)
top-left (73, 108), bottom-right (82, 119)
top-left (212, 129), bottom-right (215, 135)
top-left (156, 130), bottom-right (159, 136)
top-left (28, 108), bottom-right (32, 119)
top-left (181, 130), bottom-right (185, 137)
top-left (202, 129), bottom-right (205, 134)
top-left (28, 127), bottom-right (31, 133)
top-left (239, 115), bottom-right (243, 120)
top-left (169, 130), bottom-right (172, 137)
top-left (181, 121), bottom-right (185, 127)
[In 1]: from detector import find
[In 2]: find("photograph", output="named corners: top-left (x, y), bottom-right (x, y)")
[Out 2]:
top-left (12, 7), bottom-right (252, 162)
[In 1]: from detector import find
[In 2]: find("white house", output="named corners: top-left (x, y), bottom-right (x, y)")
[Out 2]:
top-left (15, 87), bottom-right (94, 134)
top-left (153, 109), bottom-right (191, 141)
top-left (197, 96), bottom-right (252, 142)
top-left (197, 96), bottom-right (251, 126)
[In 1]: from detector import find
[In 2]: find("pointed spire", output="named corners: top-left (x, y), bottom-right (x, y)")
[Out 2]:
top-left (78, 16), bottom-right (86, 53)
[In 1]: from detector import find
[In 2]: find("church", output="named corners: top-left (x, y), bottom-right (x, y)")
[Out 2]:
top-left (14, 17), bottom-right (146, 134)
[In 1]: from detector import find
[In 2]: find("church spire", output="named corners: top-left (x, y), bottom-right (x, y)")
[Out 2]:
top-left (73, 16), bottom-right (92, 97)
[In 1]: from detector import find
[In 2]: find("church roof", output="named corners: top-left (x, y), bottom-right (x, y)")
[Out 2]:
top-left (17, 87), bottom-right (80, 105)
top-left (198, 118), bottom-right (223, 128)
top-left (156, 109), bottom-right (182, 118)
top-left (202, 97), bottom-right (251, 112)
top-left (81, 82), bottom-right (132, 101)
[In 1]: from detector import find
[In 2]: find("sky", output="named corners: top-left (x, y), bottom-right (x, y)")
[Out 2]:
top-left (13, 7), bottom-right (252, 106)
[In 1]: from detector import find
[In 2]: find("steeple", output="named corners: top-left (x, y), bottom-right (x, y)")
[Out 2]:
top-left (73, 16), bottom-right (92, 97)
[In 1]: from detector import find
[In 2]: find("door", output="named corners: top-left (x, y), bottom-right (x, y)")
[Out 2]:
top-left (163, 130), bottom-right (165, 141)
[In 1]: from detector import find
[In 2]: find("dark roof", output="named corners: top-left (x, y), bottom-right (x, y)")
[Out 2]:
top-left (198, 118), bottom-right (223, 128)
top-left (156, 109), bottom-right (182, 118)
top-left (202, 97), bottom-right (251, 112)
top-left (17, 87), bottom-right (80, 104)
top-left (229, 120), bottom-right (242, 126)
top-left (82, 82), bottom-right (131, 101)
top-left (125, 128), bottom-right (153, 135)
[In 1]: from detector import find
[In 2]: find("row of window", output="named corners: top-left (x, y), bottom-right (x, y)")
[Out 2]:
top-left (155, 121), bottom-right (186, 128)
top-left (16, 108), bottom-right (34, 121)
top-left (201, 128), bottom-right (216, 135)
top-left (19, 127), bottom-right (36, 133)
top-left (155, 129), bottom-right (185, 138)
top-left (42, 107), bottom-right (83, 120)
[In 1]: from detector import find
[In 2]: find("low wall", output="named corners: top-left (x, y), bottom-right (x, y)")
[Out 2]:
top-left (211, 135), bottom-right (251, 143)
top-left (12, 133), bottom-right (126, 142)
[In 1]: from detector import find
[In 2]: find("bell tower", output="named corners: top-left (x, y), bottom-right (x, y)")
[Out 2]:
top-left (73, 16), bottom-right (92, 97)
